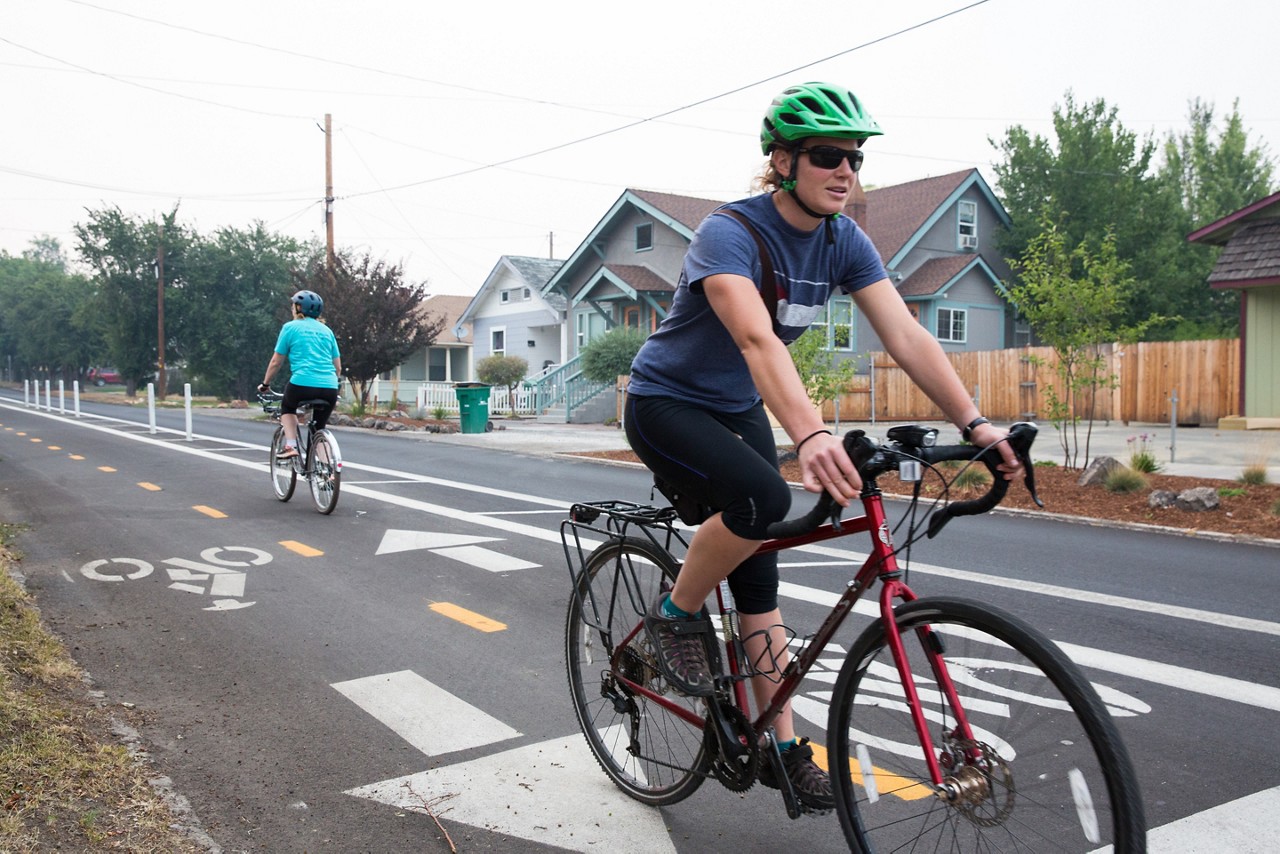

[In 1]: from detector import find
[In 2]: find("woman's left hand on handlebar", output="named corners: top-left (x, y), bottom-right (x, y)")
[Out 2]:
top-left (971, 422), bottom-right (1024, 480)
top-left (797, 431), bottom-right (863, 505)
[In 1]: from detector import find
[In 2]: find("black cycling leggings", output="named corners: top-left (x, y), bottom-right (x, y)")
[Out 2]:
top-left (624, 394), bottom-right (792, 614)
top-left (282, 383), bottom-right (338, 430)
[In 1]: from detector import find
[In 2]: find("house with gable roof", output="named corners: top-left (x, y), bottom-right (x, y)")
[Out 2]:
top-left (528, 173), bottom-right (1014, 420)
top-left (455, 254), bottom-right (566, 376)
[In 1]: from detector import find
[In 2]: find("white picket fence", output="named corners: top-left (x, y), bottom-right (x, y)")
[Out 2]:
top-left (364, 379), bottom-right (538, 416)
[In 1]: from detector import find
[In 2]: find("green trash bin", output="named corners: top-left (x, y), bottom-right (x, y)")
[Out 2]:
top-left (454, 383), bottom-right (492, 434)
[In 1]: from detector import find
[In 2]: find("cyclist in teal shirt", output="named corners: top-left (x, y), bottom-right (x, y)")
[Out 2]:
top-left (258, 290), bottom-right (342, 460)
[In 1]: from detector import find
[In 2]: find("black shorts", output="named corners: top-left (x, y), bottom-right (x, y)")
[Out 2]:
top-left (624, 394), bottom-right (792, 614)
top-left (282, 383), bottom-right (338, 430)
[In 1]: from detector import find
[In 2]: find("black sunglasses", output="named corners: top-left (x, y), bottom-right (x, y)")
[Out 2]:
top-left (798, 145), bottom-right (864, 172)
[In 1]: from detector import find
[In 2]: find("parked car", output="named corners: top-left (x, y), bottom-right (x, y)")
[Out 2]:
top-left (88, 367), bottom-right (123, 386)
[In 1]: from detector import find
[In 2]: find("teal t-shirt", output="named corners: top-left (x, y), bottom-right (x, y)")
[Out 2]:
top-left (274, 318), bottom-right (340, 389)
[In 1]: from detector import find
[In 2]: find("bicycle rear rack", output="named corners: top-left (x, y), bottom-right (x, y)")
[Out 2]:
top-left (560, 500), bottom-right (691, 590)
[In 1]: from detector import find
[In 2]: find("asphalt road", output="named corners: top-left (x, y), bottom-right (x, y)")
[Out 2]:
top-left (2, 391), bottom-right (1279, 853)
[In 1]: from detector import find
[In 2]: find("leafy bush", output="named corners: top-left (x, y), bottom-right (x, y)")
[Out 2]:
top-left (1217, 486), bottom-right (1247, 498)
top-left (580, 327), bottom-right (647, 383)
top-left (1103, 467), bottom-right (1147, 494)
top-left (477, 355), bottom-right (529, 416)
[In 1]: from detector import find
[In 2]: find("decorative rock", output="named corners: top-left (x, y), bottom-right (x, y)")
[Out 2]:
top-left (378, 420), bottom-right (406, 431)
top-left (1148, 490), bottom-right (1178, 509)
top-left (1174, 487), bottom-right (1220, 512)
top-left (1077, 456), bottom-right (1123, 487)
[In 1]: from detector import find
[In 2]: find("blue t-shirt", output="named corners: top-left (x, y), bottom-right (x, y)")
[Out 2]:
top-left (274, 318), bottom-right (341, 389)
top-left (628, 193), bottom-right (887, 410)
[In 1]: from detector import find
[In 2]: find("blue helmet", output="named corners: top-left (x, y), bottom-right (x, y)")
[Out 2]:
top-left (291, 290), bottom-right (324, 318)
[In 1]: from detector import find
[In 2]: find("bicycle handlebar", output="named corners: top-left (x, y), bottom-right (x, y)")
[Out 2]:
top-left (763, 422), bottom-right (1042, 541)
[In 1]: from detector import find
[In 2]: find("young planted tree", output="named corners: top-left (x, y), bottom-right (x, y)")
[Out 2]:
top-left (476, 355), bottom-right (529, 417)
top-left (296, 249), bottom-right (444, 408)
top-left (788, 326), bottom-right (859, 427)
top-left (579, 325), bottom-right (647, 383)
top-left (1012, 215), bottom-right (1161, 467)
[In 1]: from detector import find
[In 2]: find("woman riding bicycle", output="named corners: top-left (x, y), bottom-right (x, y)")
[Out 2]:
top-left (625, 82), bottom-right (1022, 811)
top-left (258, 289), bottom-right (342, 460)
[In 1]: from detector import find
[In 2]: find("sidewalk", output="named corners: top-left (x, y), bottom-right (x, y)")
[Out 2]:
top-left (410, 416), bottom-right (1279, 483)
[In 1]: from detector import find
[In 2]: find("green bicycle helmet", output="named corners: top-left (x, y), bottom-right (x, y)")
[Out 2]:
top-left (291, 289), bottom-right (324, 318)
top-left (760, 82), bottom-right (883, 154)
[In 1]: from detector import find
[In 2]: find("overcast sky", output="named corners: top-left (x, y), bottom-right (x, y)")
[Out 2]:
top-left (4, 0), bottom-right (1277, 295)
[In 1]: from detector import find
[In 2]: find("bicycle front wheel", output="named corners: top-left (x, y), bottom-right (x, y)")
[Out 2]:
top-left (269, 427), bottom-right (296, 502)
top-left (828, 596), bottom-right (1145, 853)
top-left (565, 537), bottom-right (709, 806)
top-left (307, 430), bottom-right (341, 515)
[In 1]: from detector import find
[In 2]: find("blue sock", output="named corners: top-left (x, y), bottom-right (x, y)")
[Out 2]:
top-left (778, 738), bottom-right (799, 752)
top-left (661, 594), bottom-right (694, 619)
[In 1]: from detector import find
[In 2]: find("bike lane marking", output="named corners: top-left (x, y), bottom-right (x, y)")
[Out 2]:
top-left (337, 670), bottom-right (676, 853)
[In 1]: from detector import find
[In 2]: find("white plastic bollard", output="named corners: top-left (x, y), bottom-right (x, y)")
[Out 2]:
top-left (147, 383), bottom-right (157, 434)
top-left (184, 383), bottom-right (193, 441)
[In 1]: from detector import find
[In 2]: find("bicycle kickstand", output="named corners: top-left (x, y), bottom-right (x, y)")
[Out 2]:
top-left (761, 729), bottom-right (803, 820)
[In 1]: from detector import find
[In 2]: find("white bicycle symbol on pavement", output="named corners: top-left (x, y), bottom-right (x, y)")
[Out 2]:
top-left (80, 546), bottom-right (272, 611)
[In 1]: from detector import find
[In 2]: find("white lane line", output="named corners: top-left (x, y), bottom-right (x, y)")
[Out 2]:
top-left (791, 542), bottom-right (1280, 638)
top-left (432, 545), bottom-right (539, 573)
top-left (778, 579), bottom-right (1280, 713)
top-left (345, 734), bottom-right (676, 854)
top-left (331, 670), bottom-right (519, 758)
top-left (1090, 785), bottom-right (1280, 853)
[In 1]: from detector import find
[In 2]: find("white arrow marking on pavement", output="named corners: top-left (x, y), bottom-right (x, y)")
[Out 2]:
top-left (204, 599), bottom-right (256, 611)
top-left (375, 529), bottom-right (500, 555)
top-left (331, 670), bottom-right (519, 757)
top-left (345, 735), bottom-right (676, 854)
top-left (80, 557), bottom-right (153, 581)
top-left (431, 545), bottom-right (539, 573)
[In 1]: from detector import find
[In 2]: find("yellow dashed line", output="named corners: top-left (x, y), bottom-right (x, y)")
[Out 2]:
top-left (809, 741), bottom-right (932, 801)
top-left (48, 445), bottom-right (61, 451)
top-left (16, 432), bottom-right (26, 436)
top-left (29, 437), bottom-right (42, 443)
top-left (69, 454), bottom-right (84, 461)
top-left (192, 505), bottom-right (226, 519)
top-left (98, 466), bottom-right (116, 473)
top-left (429, 602), bottom-right (507, 633)
top-left (138, 482), bottom-right (162, 491)
top-left (279, 540), bottom-right (323, 557)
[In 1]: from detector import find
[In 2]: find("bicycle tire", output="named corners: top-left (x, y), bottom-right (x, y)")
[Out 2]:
top-left (307, 430), bottom-right (341, 515)
top-left (269, 427), bottom-right (296, 502)
top-left (565, 537), bottom-right (710, 806)
top-left (828, 596), bottom-right (1145, 853)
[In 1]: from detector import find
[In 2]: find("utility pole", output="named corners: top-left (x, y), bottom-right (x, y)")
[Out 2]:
top-left (155, 227), bottom-right (166, 400)
top-left (324, 113), bottom-right (335, 286)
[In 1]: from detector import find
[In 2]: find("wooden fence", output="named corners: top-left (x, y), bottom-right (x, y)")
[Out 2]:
top-left (822, 339), bottom-right (1240, 427)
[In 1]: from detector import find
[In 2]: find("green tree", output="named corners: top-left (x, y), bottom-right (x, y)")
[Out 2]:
top-left (476, 355), bottom-right (529, 416)
top-left (179, 224), bottom-right (306, 400)
top-left (579, 326), bottom-right (646, 383)
top-left (1012, 216), bottom-right (1160, 467)
top-left (0, 238), bottom-right (99, 382)
top-left (789, 326), bottom-right (858, 423)
top-left (297, 249), bottom-right (444, 408)
top-left (74, 205), bottom-right (191, 396)
top-left (1153, 98), bottom-right (1276, 337)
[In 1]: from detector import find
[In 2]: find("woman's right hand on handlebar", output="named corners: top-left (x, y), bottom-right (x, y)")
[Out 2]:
top-left (797, 430), bottom-right (862, 506)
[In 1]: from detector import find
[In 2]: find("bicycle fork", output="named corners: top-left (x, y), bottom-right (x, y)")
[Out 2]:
top-left (877, 577), bottom-right (984, 803)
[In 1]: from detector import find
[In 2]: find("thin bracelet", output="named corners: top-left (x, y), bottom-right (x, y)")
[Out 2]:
top-left (795, 429), bottom-right (832, 454)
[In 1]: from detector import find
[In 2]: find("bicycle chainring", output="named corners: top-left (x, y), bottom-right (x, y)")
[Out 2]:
top-left (703, 700), bottom-right (759, 792)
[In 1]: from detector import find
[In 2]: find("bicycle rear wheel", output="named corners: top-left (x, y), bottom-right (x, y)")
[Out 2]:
top-left (269, 427), bottom-right (296, 502)
top-left (565, 537), bottom-right (709, 806)
top-left (828, 596), bottom-right (1145, 853)
top-left (307, 430), bottom-right (341, 515)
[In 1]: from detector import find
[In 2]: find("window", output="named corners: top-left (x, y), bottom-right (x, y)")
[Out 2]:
top-left (491, 328), bottom-right (506, 355)
top-left (958, 201), bottom-right (978, 250)
top-left (812, 297), bottom-right (855, 351)
top-left (635, 222), bottom-right (653, 252)
top-left (623, 306), bottom-right (641, 328)
top-left (499, 290), bottom-right (510, 304)
top-left (937, 307), bottom-right (967, 343)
